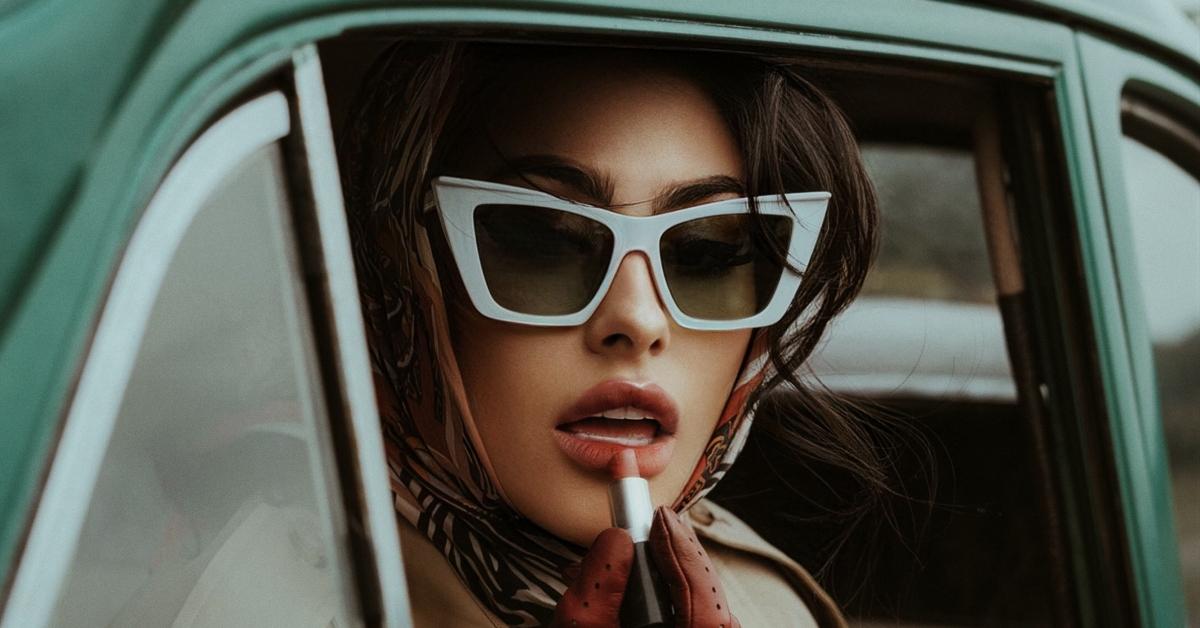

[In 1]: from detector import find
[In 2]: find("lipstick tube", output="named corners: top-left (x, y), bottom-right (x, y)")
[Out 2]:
top-left (609, 474), bottom-right (673, 627)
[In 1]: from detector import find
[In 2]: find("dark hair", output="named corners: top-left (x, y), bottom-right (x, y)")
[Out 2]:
top-left (339, 41), bottom-right (896, 573)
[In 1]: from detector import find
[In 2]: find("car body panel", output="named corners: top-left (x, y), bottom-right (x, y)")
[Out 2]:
top-left (1076, 32), bottom-right (1200, 628)
top-left (1013, 0), bottom-right (1199, 70)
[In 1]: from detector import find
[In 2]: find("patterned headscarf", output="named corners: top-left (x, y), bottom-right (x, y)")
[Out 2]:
top-left (342, 43), bottom-right (772, 626)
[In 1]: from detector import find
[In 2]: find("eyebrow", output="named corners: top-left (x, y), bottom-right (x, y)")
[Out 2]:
top-left (488, 154), bottom-right (745, 213)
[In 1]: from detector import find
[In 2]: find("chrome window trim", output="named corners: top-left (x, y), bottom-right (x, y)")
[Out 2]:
top-left (1120, 93), bottom-right (1200, 181)
top-left (1, 93), bottom-right (291, 628)
top-left (292, 45), bottom-right (410, 627)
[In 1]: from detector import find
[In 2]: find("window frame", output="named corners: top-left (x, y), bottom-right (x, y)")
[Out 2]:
top-left (290, 46), bottom-right (410, 627)
top-left (315, 20), bottom-right (1124, 628)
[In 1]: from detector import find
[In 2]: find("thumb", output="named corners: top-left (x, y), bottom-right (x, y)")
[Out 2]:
top-left (648, 506), bottom-right (739, 628)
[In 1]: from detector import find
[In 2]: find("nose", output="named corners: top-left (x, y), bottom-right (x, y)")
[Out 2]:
top-left (584, 252), bottom-right (670, 357)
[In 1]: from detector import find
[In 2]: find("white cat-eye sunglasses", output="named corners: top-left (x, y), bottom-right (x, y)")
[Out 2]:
top-left (424, 176), bottom-right (830, 330)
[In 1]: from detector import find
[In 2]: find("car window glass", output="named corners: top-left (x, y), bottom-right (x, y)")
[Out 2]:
top-left (50, 142), bottom-right (361, 628)
top-left (861, 143), bottom-right (995, 304)
top-left (814, 143), bottom-right (1013, 401)
top-left (1120, 132), bottom-right (1200, 620)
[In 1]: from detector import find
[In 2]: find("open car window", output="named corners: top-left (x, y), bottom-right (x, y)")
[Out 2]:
top-left (319, 35), bottom-right (1119, 627)
top-left (713, 65), bottom-right (1109, 626)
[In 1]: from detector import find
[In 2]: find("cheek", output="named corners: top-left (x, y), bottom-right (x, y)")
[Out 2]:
top-left (660, 329), bottom-right (753, 478)
top-left (676, 328), bottom-right (754, 392)
top-left (452, 318), bottom-right (549, 414)
top-left (449, 312), bottom-right (578, 462)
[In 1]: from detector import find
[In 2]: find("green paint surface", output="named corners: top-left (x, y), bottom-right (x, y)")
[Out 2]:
top-left (1075, 32), bottom-right (1199, 628)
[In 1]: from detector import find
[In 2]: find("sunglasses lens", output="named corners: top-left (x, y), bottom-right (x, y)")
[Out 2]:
top-left (660, 214), bottom-right (793, 321)
top-left (474, 204), bottom-right (614, 315)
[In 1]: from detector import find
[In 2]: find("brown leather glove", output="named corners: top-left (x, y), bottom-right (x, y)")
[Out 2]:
top-left (552, 506), bottom-right (741, 628)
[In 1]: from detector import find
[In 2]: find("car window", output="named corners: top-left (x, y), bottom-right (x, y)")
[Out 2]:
top-left (39, 94), bottom-right (363, 628)
top-left (1119, 100), bottom-right (1200, 622)
top-left (314, 32), bottom-right (1122, 628)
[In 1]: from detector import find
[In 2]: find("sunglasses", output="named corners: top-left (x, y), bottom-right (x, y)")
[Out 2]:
top-left (424, 176), bottom-right (830, 330)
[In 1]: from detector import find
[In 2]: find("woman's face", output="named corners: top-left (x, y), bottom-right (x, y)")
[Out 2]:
top-left (446, 55), bottom-right (752, 546)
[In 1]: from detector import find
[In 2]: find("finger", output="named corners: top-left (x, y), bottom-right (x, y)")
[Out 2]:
top-left (551, 527), bottom-right (634, 628)
top-left (648, 507), bottom-right (737, 628)
top-left (561, 562), bottom-right (582, 586)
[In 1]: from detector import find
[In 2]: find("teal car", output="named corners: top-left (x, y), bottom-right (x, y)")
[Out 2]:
top-left (1, 1), bottom-right (1197, 626)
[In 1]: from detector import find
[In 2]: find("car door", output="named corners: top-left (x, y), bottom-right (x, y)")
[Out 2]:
top-left (0, 48), bottom-right (409, 628)
top-left (1077, 32), bottom-right (1200, 628)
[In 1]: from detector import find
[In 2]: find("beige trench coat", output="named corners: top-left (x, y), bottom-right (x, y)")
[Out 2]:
top-left (400, 499), bottom-right (848, 628)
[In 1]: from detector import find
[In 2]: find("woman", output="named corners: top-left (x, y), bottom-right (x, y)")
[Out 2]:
top-left (339, 41), bottom-right (877, 626)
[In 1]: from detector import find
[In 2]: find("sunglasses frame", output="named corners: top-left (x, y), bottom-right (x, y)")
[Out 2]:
top-left (426, 175), bottom-right (830, 330)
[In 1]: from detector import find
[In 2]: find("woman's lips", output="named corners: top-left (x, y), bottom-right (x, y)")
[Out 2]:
top-left (559, 417), bottom-right (658, 446)
top-left (558, 381), bottom-right (680, 433)
top-left (554, 381), bottom-right (679, 478)
top-left (552, 430), bottom-right (676, 478)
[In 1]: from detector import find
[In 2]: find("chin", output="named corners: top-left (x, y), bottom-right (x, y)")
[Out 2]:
top-left (528, 489), bottom-right (613, 547)
top-left (513, 463), bottom-right (689, 548)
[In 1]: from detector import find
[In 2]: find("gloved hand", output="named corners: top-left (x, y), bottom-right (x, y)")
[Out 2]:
top-left (552, 506), bottom-right (741, 627)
